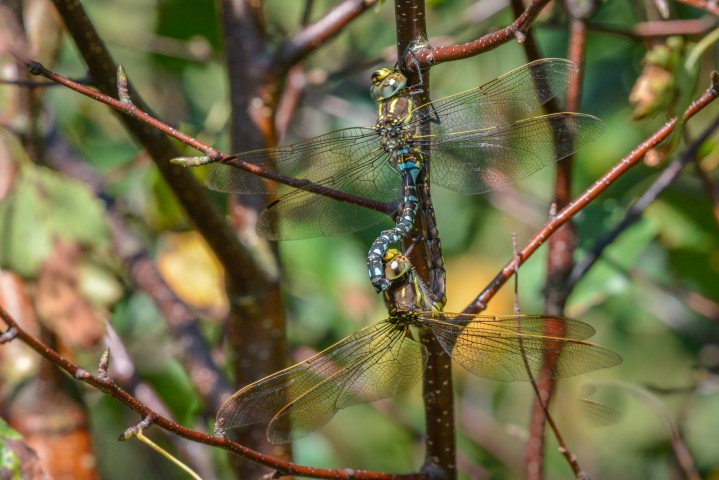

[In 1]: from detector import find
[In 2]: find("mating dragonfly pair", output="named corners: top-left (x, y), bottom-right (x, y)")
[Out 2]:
top-left (177, 59), bottom-right (617, 442)
top-left (175, 58), bottom-right (605, 293)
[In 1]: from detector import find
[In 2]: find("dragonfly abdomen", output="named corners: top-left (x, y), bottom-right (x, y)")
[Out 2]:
top-left (367, 159), bottom-right (421, 292)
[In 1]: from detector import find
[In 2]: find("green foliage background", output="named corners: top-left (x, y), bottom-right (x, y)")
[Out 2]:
top-left (2, 0), bottom-right (719, 478)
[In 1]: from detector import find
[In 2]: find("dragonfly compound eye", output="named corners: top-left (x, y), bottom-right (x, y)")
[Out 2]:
top-left (383, 249), bottom-right (410, 280)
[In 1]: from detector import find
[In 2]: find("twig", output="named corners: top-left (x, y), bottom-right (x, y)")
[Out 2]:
top-left (394, 1), bottom-right (456, 477)
top-left (464, 76), bottom-right (719, 314)
top-left (277, 0), bottom-right (380, 70)
top-left (512, 235), bottom-right (588, 479)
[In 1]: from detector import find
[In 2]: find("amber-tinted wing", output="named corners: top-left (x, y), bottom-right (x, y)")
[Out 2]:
top-left (216, 321), bottom-right (426, 444)
top-left (421, 314), bottom-right (621, 381)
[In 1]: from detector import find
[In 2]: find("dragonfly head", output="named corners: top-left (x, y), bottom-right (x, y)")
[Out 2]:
top-left (383, 249), bottom-right (411, 281)
top-left (370, 68), bottom-right (407, 102)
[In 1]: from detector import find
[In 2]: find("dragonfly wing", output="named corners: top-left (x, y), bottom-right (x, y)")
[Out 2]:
top-left (256, 151), bottom-right (401, 240)
top-left (216, 322), bottom-right (398, 430)
top-left (423, 113), bottom-right (604, 194)
top-left (266, 325), bottom-right (427, 443)
top-left (409, 58), bottom-right (579, 132)
top-left (204, 127), bottom-right (378, 193)
top-left (423, 314), bottom-right (621, 381)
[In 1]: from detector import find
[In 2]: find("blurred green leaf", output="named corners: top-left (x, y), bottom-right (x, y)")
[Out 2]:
top-left (0, 163), bottom-right (109, 277)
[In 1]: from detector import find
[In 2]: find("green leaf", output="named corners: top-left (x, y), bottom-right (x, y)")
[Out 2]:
top-left (0, 164), bottom-right (110, 277)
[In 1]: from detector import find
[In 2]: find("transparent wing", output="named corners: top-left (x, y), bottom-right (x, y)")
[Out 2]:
top-left (267, 325), bottom-right (426, 443)
top-left (204, 127), bottom-right (379, 193)
top-left (216, 321), bottom-right (426, 443)
top-left (422, 314), bottom-right (621, 381)
top-left (417, 113), bottom-right (605, 194)
top-left (408, 58), bottom-right (579, 132)
top-left (256, 150), bottom-right (400, 240)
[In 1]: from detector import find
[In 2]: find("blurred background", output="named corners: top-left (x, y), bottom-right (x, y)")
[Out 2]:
top-left (1, 0), bottom-right (718, 479)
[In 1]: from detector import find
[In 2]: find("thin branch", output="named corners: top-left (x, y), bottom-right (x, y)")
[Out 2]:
top-left (512, 235), bottom-right (587, 479)
top-left (277, 0), bottom-right (379, 69)
top-left (408, 0), bottom-right (552, 69)
top-left (0, 304), bottom-right (421, 480)
top-left (567, 112), bottom-right (719, 290)
top-left (464, 77), bottom-right (719, 314)
top-left (393, 1), bottom-right (457, 477)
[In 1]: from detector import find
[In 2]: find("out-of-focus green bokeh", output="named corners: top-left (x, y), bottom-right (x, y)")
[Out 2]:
top-left (3, 0), bottom-right (718, 478)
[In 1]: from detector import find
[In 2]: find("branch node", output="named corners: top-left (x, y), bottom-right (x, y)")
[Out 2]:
top-left (0, 327), bottom-right (18, 344)
top-left (711, 71), bottom-right (719, 96)
top-left (213, 417), bottom-right (226, 438)
top-left (119, 416), bottom-right (155, 441)
top-left (27, 61), bottom-right (44, 76)
top-left (74, 368), bottom-right (92, 380)
top-left (98, 347), bottom-right (111, 381)
top-left (514, 30), bottom-right (527, 44)
top-left (117, 65), bottom-right (132, 104)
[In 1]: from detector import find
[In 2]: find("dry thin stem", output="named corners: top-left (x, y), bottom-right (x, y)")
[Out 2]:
top-left (511, 235), bottom-right (587, 479)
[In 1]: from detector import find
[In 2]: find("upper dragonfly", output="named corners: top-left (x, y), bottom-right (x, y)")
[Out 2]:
top-left (176, 59), bottom-right (604, 290)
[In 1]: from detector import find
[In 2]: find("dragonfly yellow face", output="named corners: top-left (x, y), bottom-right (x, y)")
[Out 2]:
top-left (215, 250), bottom-right (621, 444)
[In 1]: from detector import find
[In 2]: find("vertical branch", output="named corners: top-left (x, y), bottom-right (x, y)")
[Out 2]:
top-left (526, 7), bottom-right (589, 479)
top-left (218, 1), bottom-right (291, 476)
top-left (395, 1), bottom-right (456, 477)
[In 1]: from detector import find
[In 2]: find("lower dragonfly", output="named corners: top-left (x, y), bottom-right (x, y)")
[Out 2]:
top-left (174, 59), bottom-right (605, 293)
top-left (215, 249), bottom-right (622, 444)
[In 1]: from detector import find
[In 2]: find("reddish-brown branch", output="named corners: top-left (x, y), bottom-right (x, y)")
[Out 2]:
top-left (277, 0), bottom-right (379, 69)
top-left (0, 304), bottom-right (421, 480)
top-left (394, 1), bottom-right (457, 478)
top-left (464, 79), bottom-right (719, 315)
top-left (407, 0), bottom-right (552, 69)
top-left (525, 12), bottom-right (589, 480)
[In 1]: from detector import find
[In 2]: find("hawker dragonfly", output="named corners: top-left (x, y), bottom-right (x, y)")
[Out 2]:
top-left (215, 249), bottom-right (621, 444)
top-left (176, 59), bottom-right (604, 292)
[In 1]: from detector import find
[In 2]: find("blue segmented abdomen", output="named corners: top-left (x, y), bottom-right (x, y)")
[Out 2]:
top-left (367, 160), bottom-right (420, 292)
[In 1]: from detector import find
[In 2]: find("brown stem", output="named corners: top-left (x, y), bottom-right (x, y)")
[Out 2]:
top-left (277, 0), bottom-right (379, 70)
top-left (394, 1), bottom-right (456, 477)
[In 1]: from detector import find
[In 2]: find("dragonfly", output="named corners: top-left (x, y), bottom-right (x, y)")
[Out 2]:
top-left (175, 58), bottom-right (605, 292)
top-left (215, 249), bottom-right (622, 444)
